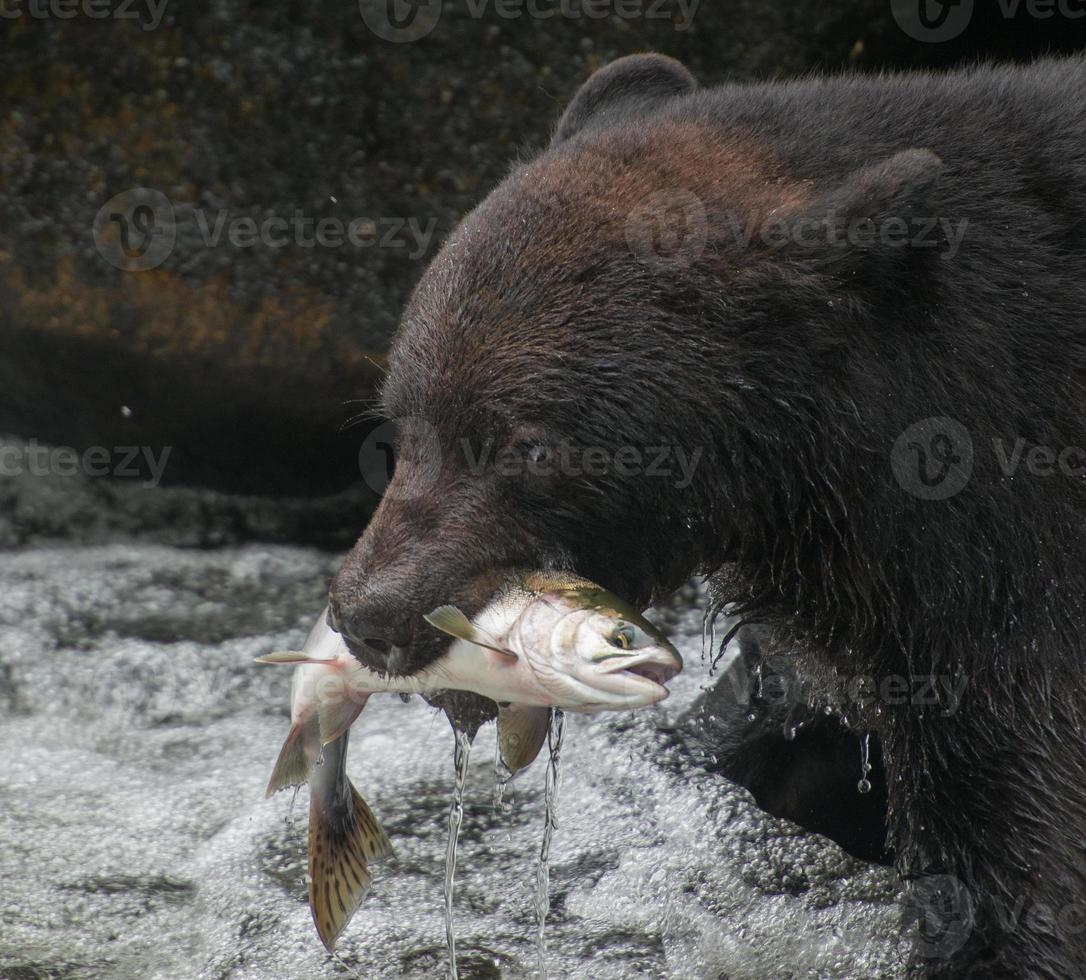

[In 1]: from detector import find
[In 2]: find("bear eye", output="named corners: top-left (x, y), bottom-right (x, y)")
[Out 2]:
top-left (525, 442), bottom-right (548, 465)
top-left (609, 625), bottom-right (635, 649)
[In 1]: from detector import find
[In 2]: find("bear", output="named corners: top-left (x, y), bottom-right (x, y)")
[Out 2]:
top-left (328, 53), bottom-right (1086, 978)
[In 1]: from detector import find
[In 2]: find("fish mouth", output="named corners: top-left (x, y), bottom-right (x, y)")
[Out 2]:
top-left (622, 660), bottom-right (680, 686)
top-left (593, 647), bottom-right (684, 700)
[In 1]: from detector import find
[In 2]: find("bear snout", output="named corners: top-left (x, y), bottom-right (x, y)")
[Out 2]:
top-left (326, 574), bottom-right (421, 675)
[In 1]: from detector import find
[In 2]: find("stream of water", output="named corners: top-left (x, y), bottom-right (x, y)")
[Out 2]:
top-left (533, 709), bottom-right (565, 979)
top-left (445, 728), bottom-right (474, 980)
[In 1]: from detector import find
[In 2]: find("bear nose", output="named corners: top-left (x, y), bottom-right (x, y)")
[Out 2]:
top-left (327, 601), bottom-right (413, 658)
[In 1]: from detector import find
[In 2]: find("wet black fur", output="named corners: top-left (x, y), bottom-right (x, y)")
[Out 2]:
top-left (331, 53), bottom-right (1086, 977)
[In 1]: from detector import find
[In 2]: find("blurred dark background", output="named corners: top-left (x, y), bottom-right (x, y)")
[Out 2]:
top-left (1, 1), bottom-right (1084, 530)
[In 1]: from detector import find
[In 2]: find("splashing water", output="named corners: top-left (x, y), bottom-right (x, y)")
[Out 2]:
top-left (445, 727), bottom-right (473, 980)
top-left (0, 544), bottom-right (911, 980)
top-left (493, 740), bottom-right (515, 815)
top-left (857, 732), bottom-right (873, 794)
top-left (534, 709), bottom-right (566, 979)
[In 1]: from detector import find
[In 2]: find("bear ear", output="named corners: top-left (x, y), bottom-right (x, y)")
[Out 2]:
top-left (811, 148), bottom-right (943, 226)
top-left (777, 148), bottom-right (945, 259)
top-left (553, 53), bottom-right (697, 144)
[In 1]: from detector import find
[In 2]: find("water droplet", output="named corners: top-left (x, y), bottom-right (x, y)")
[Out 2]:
top-left (493, 739), bottom-right (514, 814)
top-left (535, 709), bottom-right (565, 980)
top-left (288, 785), bottom-right (301, 829)
top-left (857, 732), bottom-right (872, 795)
top-left (445, 727), bottom-right (473, 980)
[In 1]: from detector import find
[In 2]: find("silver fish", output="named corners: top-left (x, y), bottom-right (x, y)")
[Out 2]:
top-left (257, 570), bottom-right (682, 948)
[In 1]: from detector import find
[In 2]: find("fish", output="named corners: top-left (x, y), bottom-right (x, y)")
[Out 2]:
top-left (257, 569), bottom-right (682, 949)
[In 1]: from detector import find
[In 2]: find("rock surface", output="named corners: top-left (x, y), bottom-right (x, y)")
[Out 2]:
top-left (3, 3), bottom-right (1081, 492)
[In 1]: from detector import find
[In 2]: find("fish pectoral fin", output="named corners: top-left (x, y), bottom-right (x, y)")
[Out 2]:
top-left (308, 777), bottom-right (395, 950)
top-left (266, 716), bottom-right (317, 797)
top-left (424, 605), bottom-right (518, 660)
top-left (497, 704), bottom-right (551, 772)
top-left (316, 695), bottom-right (368, 746)
top-left (254, 650), bottom-right (329, 665)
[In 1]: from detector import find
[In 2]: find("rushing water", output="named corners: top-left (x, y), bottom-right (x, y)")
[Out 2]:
top-left (0, 542), bottom-right (913, 979)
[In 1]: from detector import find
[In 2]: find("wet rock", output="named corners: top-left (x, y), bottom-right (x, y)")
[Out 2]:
top-left (0, 436), bottom-right (373, 548)
top-left (2, 4), bottom-right (1081, 494)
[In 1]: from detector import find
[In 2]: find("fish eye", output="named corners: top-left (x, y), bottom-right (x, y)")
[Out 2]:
top-left (608, 624), bottom-right (635, 649)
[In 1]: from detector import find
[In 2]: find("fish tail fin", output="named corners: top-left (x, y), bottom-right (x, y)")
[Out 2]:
top-left (266, 716), bottom-right (318, 797)
top-left (308, 778), bottom-right (395, 949)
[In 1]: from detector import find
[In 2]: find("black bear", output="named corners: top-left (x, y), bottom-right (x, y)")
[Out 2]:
top-left (329, 53), bottom-right (1086, 977)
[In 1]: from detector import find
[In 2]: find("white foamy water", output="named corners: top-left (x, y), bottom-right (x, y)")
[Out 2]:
top-left (0, 544), bottom-right (910, 979)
